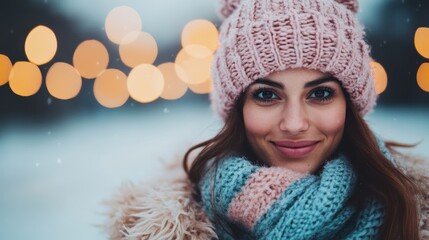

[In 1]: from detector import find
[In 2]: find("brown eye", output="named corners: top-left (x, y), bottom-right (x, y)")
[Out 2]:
top-left (259, 90), bottom-right (276, 99)
top-left (312, 89), bottom-right (329, 98)
top-left (308, 87), bottom-right (335, 102)
top-left (252, 88), bottom-right (280, 102)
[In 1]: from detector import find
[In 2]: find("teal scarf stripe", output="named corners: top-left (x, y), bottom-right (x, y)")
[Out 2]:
top-left (253, 158), bottom-right (359, 239)
top-left (200, 156), bottom-right (385, 239)
top-left (345, 199), bottom-right (385, 239)
top-left (200, 156), bottom-right (258, 218)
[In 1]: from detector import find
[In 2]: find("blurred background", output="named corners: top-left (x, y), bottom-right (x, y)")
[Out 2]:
top-left (0, 0), bottom-right (428, 239)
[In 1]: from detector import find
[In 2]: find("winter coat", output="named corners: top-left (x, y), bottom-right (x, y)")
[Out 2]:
top-left (102, 153), bottom-right (429, 240)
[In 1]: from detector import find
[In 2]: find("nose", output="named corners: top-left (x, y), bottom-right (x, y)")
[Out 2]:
top-left (279, 102), bottom-right (309, 134)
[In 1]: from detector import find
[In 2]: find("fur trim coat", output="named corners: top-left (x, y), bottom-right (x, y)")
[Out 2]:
top-left (103, 154), bottom-right (429, 240)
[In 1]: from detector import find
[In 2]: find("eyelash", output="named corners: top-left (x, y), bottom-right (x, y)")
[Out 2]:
top-left (251, 87), bottom-right (280, 104)
top-left (251, 86), bottom-right (336, 104)
top-left (308, 87), bottom-right (336, 103)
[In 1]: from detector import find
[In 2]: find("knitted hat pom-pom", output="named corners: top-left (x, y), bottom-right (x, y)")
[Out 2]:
top-left (218, 0), bottom-right (242, 19)
top-left (334, 0), bottom-right (359, 13)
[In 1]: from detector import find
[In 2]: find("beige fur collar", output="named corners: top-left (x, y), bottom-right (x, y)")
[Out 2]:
top-left (102, 163), bottom-right (217, 240)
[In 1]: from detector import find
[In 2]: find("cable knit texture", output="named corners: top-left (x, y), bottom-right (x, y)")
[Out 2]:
top-left (200, 155), bottom-right (384, 239)
top-left (211, 0), bottom-right (376, 119)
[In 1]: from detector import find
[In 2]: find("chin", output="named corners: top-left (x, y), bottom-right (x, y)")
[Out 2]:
top-left (271, 155), bottom-right (324, 173)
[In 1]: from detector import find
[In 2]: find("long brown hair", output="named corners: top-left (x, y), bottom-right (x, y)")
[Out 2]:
top-left (183, 92), bottom-right (421, 239)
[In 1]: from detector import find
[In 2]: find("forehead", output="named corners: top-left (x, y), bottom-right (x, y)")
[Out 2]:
top-left (266, 68), bottom-right (328, 83)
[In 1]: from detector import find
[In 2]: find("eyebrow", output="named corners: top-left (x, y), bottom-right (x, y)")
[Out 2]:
top-left (252, 75), bottom-right (339, 89)
top-left (304, 76), bottom-right (339, 88)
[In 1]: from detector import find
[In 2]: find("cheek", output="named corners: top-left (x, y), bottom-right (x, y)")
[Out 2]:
top-left (243, 104), bottom-right (276, 138)
top-left (313, 105), bottom-right (346, 135)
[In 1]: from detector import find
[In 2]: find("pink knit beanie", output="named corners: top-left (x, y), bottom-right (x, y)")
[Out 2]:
top-left (211, 0), bottom-right (376, 119)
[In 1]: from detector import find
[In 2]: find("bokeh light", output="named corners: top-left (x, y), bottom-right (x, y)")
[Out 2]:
top-left (73, 40), bottom-right (109, 79)
top-left (175, 45), bottom-right (213, 85)
top-left (105, 6), bottom-right (142, 45)
top-left (370, 61), bottom-right (388, 95)
top-left (158, 62), bottom-right (188, 100)
top-left (127, 64), bottom-right (164, 103)
top-left (417, 63), bottom-right (429, 92)
top-left (0, 54), bottom-right (12, 86)
top-left (8, 61), bottom-right (42, 97)
top-left (25, 25), bottom-right (57, 65)
top-left (181, 19), bottom-right (218, 53)
top-left (46, 62), bottom-right (82, 100)
top-left (119, 31), bottom-right (158, 68)
top-left (415, 27), bottom-right (429, 59)
top-left (94, 69), bottom-right (129, 108)
top-left (188, 78), bottom-right (213, 94)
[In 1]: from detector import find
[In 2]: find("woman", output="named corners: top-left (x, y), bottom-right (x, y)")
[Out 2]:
top-left (104, 0), bottom-right (429, 239)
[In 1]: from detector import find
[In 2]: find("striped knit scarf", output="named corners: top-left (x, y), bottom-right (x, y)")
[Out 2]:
top-left (199, 155), bottom-right (385, 239)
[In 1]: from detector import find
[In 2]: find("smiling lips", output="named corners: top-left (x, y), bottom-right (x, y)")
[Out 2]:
top-left (272, 140), bottom-right (320, 159)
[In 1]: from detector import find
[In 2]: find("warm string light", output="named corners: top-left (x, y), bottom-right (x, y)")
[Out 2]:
top-left (370, 61), bottom-right (388, 95)
top-left (119, 31), bottom-right (158, 68)
top-left (9, 61), bottom-right (42, 97)
top-left (73, 40), bottom-right (109, 79)
top-left (94, 69), bottom-right (129, 108)
top-left (175, 19), bottom-right (218, 94)
top-left (46, 62), bottom-right (82, 100)
top-left (415, 27), bottom-right (429, 92)
top-left (105, 6), bottom-right (142, 45)
top-left (0, 5), bottom-right (220, 108)
top-left (25, 25), bottom-right (57, 65)
top-left (0, 54), bottom-right (12, 86)
top-left (158, 62), bottom-right (188, 100)
top-left (415, 27), bottom-right (429, 59)
top-left (417, 63), bottom-right (429, 92)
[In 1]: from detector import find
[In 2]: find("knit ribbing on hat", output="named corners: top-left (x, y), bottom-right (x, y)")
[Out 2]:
top-left (334, 0), bottom-right (359, 13)
top-left (218, 0), bottom-right (359, 20)
top-left (218, 0), bottom-right (242, 19)
top-left (211, 0), bottom-right (376, 119)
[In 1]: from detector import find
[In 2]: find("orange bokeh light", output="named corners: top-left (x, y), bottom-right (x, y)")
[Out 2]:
top-left (94, 69), bottom-right (129, 108)
top-left (0, 54), bottom-right (12, 86)
top-left (46, 62), bottom-right (82, 100)
top-left (417, 63), bottom-right (429, 92)
top-left (370, 61), bottom-right (388, 95)
top-left (188, 78), bottom-right (213, 94)
top-left (181, 19), bottom-right (218, 53)
top-left (415, 27), bottom-right (429, 59)
top-left (8, 61), bottom-right (42, 97)
top-left (158, 62), bottom-right (188, 100)
top-left (105, 6), bottom-right (142, 45)
top-left (175, 45), bottom-right (213, 85)
top-left (73, 40), bottom-right (109, 79)
top-left (119, 31), bottom-right (158, 68)
top-left (127, 64), bottom-right (164, 103)
top-left (25, 25), bottom-right (57, 65)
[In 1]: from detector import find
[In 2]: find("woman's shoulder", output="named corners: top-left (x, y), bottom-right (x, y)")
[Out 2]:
top-left (102, 160), bottom-right (217, 240)
top-left (392, 152), bottom-right (429, 237)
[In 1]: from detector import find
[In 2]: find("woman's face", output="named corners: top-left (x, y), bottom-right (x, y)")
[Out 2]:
top-left (243, 68), bottom-right (346, 173)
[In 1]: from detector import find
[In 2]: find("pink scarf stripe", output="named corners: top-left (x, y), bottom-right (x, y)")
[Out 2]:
top-left (227, 167), bottom-right (307, 229)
